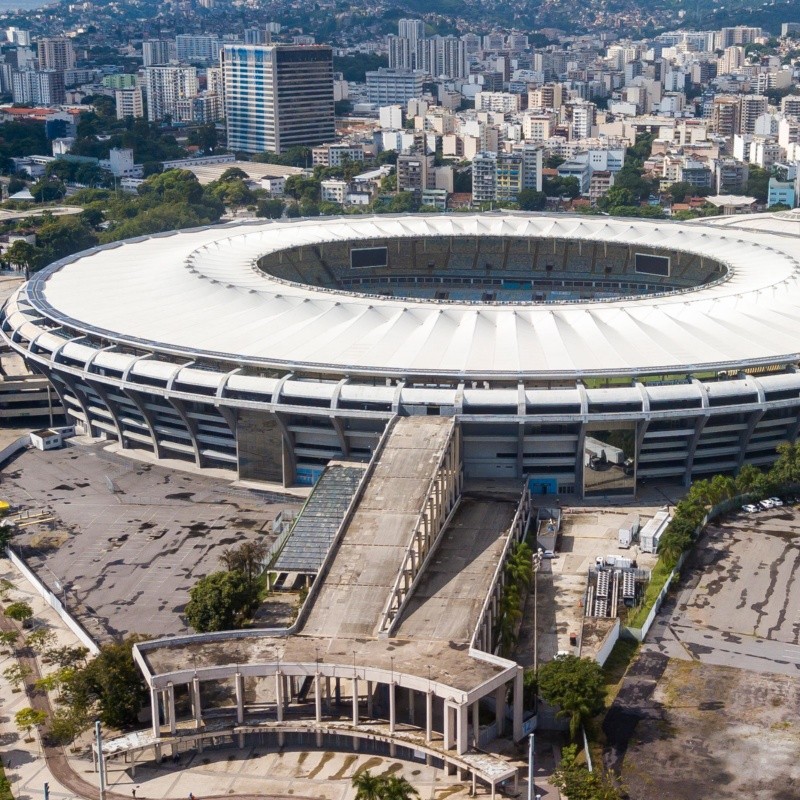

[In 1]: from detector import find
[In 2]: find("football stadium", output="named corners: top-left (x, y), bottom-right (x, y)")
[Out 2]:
top-left (6, 209), bottom-right (800, 788)
top-left (4, 210), bottom-right (800, 497)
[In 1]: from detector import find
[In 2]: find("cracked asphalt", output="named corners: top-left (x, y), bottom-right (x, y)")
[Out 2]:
top-left (644, 504), bottom-right (800, 676)
top-left (605, 505), bottom-right (800, 800)
top-left (1, 441), bottom-right (301, 641)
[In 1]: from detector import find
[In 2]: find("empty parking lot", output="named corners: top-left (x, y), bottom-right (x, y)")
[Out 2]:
top-left (1, 441), bottom-right (301, 640)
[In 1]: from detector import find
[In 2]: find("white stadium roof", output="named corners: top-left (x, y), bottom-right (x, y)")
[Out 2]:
top-left (25, 212), bottom-right (800, 380)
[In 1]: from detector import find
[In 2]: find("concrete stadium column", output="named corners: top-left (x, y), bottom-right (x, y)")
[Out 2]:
top-left (389, 682), bottom-right (396, 733)
top-left (235, 672), bottom-right (244, 724)
top-left (352, 677), bottom-right (359, 726)
top-left (456, 704), bottom-right (468, 754)
top-left (443, 703), bottom-right (453, 751)
top-left (325, 677), bottom-right (332, 712)
top-left (314, 673), bottom-right (322, 724)
top-left (150, 687), bottom-right (160, 737)
top-left (494, 685), bottom-right (506, 736)
top-left (425, 691), bottom-right (433, 743)
top-left (513, 669), bottom-right (523, 742)
top-left (160, 689), bottom-right (169, 730)
top-left (275, 672), bottom-right (284, 722)
top-left (366, 681), bottom-right (373, 718)
top-left (472, 701), bottom-right (480, 747)
top-left (192, 677), bottom-right (202, 727)
top-left (166, 683), bottom-right (176, 734)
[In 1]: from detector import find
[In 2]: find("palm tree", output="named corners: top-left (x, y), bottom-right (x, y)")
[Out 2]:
top-left (382, 775), bottom-right (419, 800)
top-left (352, 770), bottom-right (383, 800)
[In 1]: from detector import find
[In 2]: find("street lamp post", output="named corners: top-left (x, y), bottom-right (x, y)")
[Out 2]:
top-left (95, 720), bottom-right (106, 800)
top-left (527, 732), bottom-right (535, 800)
top-left (533, 550), bottom-right (543, 672)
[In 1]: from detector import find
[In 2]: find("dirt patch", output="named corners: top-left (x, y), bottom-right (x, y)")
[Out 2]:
top-left (616, 659), bottom-right (800, 800)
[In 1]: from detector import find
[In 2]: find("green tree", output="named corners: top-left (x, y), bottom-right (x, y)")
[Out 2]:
top-left (257, 198), bottom-right (285, 218)
top-left (517, 189), bottom-right (547, 211)
top-left (65, 635), bottom-right (149, 728)
top-left (597, 186), bottom-right (636, 210)
top-left (26, 627), bottom-right (57, 654)
top-left (746, 165), bottom-right (770, 203)
top-left (14, 707), bottom-right (47, 741)
top-left (0, 629), bottom-right (19, 652)
top-left (537, 655), bottom-right (606, 740)
top-left (31, 177), bottom-right (65, 203)
top-left (219, 540), bottom-right (269, 587)
top-left (48, 705), bottom-right (89, 745)
top-left (184, 570), bottom-right (260, 632)
top-left (35, 216), bottom-right (98, 267)
top-left (352, 770), bottom-right (384, 800)
top-left (3, 663), bottom-right (31, 691)
top-left (769, 441), bottom-right (800, 486)
top-left (2, 238), bottom-right (37, 270)
top-left (552, 744), bottom-right (624, 800)
top-left (4, 600), bottom-right (33, 622)
top-left (382, 775), bottom-right (419, 800)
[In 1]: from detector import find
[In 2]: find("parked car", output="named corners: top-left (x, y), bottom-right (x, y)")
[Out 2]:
top-left (759, 498), bottom-right (775, 510)
top-left (769, 496), bottom-right (783, 506)
top-left (741, 504), bottom-right (759, 513)
top-left (542, 549), bottom-right (556, 559)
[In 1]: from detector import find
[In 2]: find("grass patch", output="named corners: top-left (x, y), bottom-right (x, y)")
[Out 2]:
top-left (0, 762), bottom-right (12, 800)
top-left (625, 558), bottom-right (676, 629)
top-left (603, 639), bottom-right (639, 689)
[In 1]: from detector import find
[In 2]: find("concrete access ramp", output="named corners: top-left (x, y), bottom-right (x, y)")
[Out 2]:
top-left (301, 415), bottom-right (459, 639)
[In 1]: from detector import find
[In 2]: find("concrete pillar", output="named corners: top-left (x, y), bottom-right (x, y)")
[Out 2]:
top-left (352, 677), bottom-right (359, 726)
top-left (443, 703), bottom-right (453, 750)
top-left (456, 704), bottom-right (468, 754)
top-left (192, 677), bottom-right (202, 727)
top-left (325, 677), bottom-right (332, 712)
top-left (408, 687), bottom-right (415, 725)
top-left (314, 674), bottom-right (322, 724)
top-left (425, 691), bottom-right (433, 743)
top-left (275, 673), bottom-right (284, 723)
top-left (150, 687), bottom-right (160, 737)
top-left (389, 682), bottom-right (396, 733)
top-left (161, 689), bottom-right (169, 729)
top-left (494, 684), bottom-right (506, 736)
top-left (472, 701), bottom-right (480, 747)
top-left (513, 669), bottom-right (523, 742)
top-left (235, 672), bottom-right (244, 724)
top-left (335, 677), bottom-right (341, 705)
top-left (367, 681), bottom-right (373, 718)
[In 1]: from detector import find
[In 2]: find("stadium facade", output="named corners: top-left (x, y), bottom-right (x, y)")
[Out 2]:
top-left (4, 211), bottom-right (800, 497)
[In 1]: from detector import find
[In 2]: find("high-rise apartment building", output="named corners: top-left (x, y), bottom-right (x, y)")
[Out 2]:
top-left (739, 94), bottom-right (768, 135)
top-left (6, 27), bottom-right (30, 46)
top-left (144, 65), bottom-right (198, 122)
top-left (398, 18), bottom-right (424, 43)
top-left (571, 101), bottom-right (596, 140)
top-left (709, 95), bottom-right (740, 138)
top-left (142, 39), bottom-right (172, 67)
top-left (37, 37), bottom-right (75, 71)
top-left (12, 69), bottom-right (65, 105)
top-left (512, 142), bottom-right (543, 191)
top-left (222, 44), bottom-right (335, 154)
top-left (366, 68), bottom-right (425, 105)
top-left (175, 34), bottom-right (221, 65)
top-left (244, 28), bottom-right (264, 45)
top-left (115, 87), bottom-right (144, 119)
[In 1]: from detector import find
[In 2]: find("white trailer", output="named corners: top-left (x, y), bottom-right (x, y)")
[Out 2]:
top-left (618, 513), bottom-right (640, 548)
top-left (640, 509), bottom-right (671, 554)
